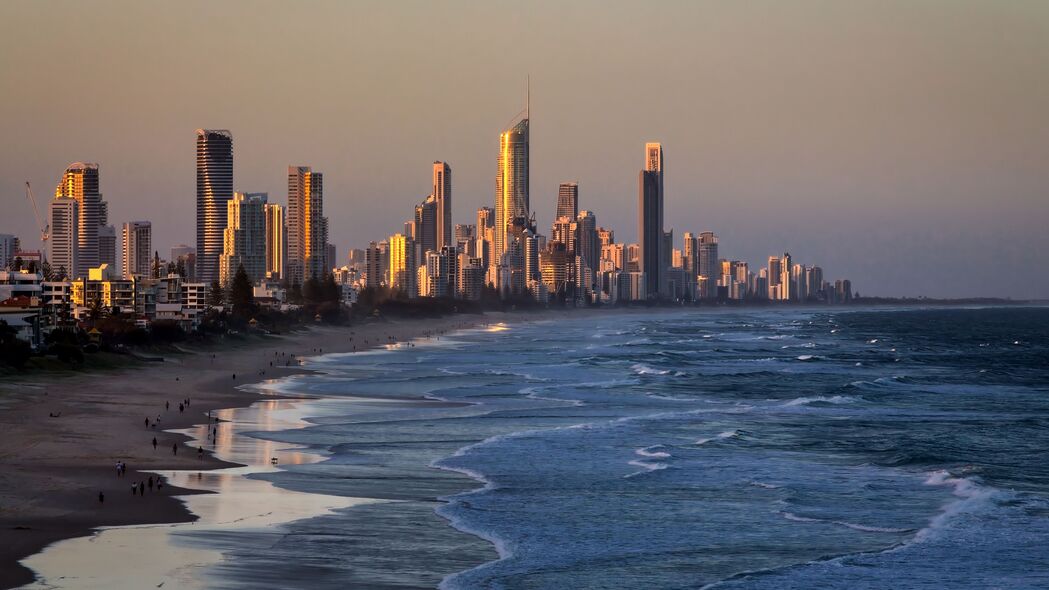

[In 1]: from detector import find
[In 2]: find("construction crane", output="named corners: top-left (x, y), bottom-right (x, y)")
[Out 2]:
top-left (25, 181), bottom-right (49, 261)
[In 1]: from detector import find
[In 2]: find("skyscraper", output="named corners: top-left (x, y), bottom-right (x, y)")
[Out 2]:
top-left (698, 231), bottom-right (719, 299)
top-left (387, 233), bottom-right (416, 296)
top-left (196, 129), bottom-right (233, 284)
top-left (683, 232), bottom-right (699, 278)
top-left (454, 224), bottom-right (476, 251)
top-left (264, 203), bottom-right (285, 280)
top-left (287, 166), bottom-right (328, 283)
top-left (494, 100), bottom-right (529, 257)
top-left (121, 221), bottom-right (152, 279)
top-left (556, 182), bottom-right (579, 222)
top-left (98, 225), bottom-right (117, 271)
top-left (767, 255), bottom-right (783, 300)
top-left (414, 195), bottom-right (438, 255)
top-left (576, 210), bottom-right (599, 281)
top-left (171, 244), bottom-right (196, 280)
top-left (365, 241), bottom-right (382, 288)
top-left (0, 235), bottom-right (17, 270)
top-left (219, 192), bottom-right (267, 284)
top-left (638, 171), bottom-right (662, 299)
top-left (55, 162), bottom-right (101, 279)
top-left (48, 198), bottom-right (78, 279)
top-left (433, 162), bottom-right (452, 250)
top-left (638, 143), bottom-right (664, 299)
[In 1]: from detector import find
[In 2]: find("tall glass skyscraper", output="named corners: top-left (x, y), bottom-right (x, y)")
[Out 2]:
top-left (638, 142), bottom-right (664, 299)
top-left (196, 129), bottom-right (233, 284)
top-left (494, 115), bottom-right (529, 257)
top-left (287, 166), bottom-right (327, 283)
top-left (432, 162), bottom-right (452, 250)
top-left (555, 182), bottom-right (579, 221)
top-left (54, 162), bottom-right (101, 279)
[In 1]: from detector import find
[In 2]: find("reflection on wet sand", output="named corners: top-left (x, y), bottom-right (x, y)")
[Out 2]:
top-left (21, 395), bottom-right (388, 589)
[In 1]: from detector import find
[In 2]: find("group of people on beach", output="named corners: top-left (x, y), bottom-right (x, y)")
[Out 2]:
top-left (130, 475), bottom-right (161, 496)
top-left (100, 461), bottom-right (163, 503)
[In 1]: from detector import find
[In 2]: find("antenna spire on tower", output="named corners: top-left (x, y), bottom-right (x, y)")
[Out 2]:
top-left (526, 75), bottom-right (530, 119)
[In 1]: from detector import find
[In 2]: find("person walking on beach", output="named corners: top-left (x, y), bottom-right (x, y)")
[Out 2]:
top-left (140, 481), bottom-right (145, 496)
top-left (145, 417), bottom-right (149, 428)
top-left (98, 491), bottom-right (104, 504)
top-left (132, 482), bottom-right (138, 495)
top-left (172, 443), bottom-right (178, 455)
top-left (148, 476), bottom-right (154, 491)
top-left (165, 401), bottom-right (169, 410)
top-left (198, 446), bottom-right (204, 460)
top-left (179, 403), bottom-right (184, 413)
top-left (152, 436), bottom-right (157, 450)
top-left (116, 462), bottom-right (122, 477)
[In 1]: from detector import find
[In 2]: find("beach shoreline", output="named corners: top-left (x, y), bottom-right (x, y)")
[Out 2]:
top-left (0, 313), bottom-right (498, 589)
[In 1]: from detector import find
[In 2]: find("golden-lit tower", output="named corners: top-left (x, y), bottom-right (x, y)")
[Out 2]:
top-left (494, 83), bottom-right (530, 257)
top-left (54, 162), bottom-right (102, 279)
top-left (287, 166), bottom-right (328, 283)
top-left (433, 162), bottom-right (452, 250)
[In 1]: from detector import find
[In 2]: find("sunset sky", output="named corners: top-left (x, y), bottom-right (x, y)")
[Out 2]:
top-left (2, 0), bottom-right (1047, 298)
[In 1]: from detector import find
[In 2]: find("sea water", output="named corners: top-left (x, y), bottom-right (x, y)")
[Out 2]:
top-left (183, 307), bottom-right (1049, 589)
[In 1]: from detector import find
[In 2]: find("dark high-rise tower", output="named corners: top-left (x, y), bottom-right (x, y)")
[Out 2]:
top-left (414, 195), bottom-right (438, 255)
top-left (638, 142), bottom-right (664, 299)
top-left (555, 182), bottom-right (578, 222)
top-left (196, 129), bottom-right (233, 284)
top-left (638, 171), bottom-right (662, 299)
top-left (433, 162), bottom-right (452, 250)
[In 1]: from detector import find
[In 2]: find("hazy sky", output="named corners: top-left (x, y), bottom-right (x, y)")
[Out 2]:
top-left (2, 0), bottom-right (1047, 298)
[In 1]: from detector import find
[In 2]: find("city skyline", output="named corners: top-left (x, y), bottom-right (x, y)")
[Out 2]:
top-left (2, 1), bottom-right (1048, 298)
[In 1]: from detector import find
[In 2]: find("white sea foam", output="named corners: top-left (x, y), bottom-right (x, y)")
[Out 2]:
top-left (914, 470), bottom-right (997, 543)
top-left (631, 363), bottom-right (671, 376)
top-left (696, 429), bottom-right (741, 445)
top-left (635, 445), bottom-right (671, 459)
top-left (780, 511), bottom-right (821, 523)
top-left (836, 521), bottom-right (913, 533)
top-left (624, 459), bottom-right (669, 478)
top-left (795, 355), bottom-right (824, 361)
top-left (748, 481), bottom-right (781, 489)
top-left (782, 395), bottom-right (856, 407)
top-left (780, 511), bottom-right (912, 533)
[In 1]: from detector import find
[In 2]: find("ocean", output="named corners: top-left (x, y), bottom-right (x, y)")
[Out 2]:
top-left (115, 307), bottom-right (1049, 588)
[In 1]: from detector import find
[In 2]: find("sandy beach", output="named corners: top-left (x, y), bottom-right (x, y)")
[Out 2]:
top-left (0, 313), bottom-right (494, 589)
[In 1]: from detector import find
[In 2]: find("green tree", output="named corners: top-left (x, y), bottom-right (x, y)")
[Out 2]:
top-left (41, 260), bottom-right (54, 281)
top-left (11, 256), bottom-right (23, 271)
top-left (303, 276), bottom-right (321, 305)
top-left (206, 280), bottom-right (225, 308)
top-left (88, 294), bottom-right (105, 321)
top-left (0, 320), bottom-right (32, 370)
top-left (323, 273), bottom-right (340, 303)
top-left (229, 264), bottom-right (255, 318)
top-left (288, 281), bottom-right (303, 304)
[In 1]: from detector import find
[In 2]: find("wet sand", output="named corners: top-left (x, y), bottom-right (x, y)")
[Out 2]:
top-left (0, 315), bottom-right (491, 589)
